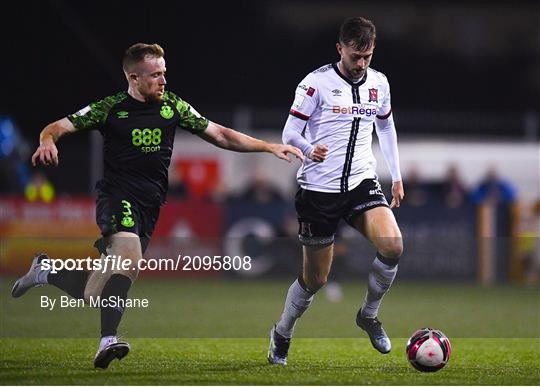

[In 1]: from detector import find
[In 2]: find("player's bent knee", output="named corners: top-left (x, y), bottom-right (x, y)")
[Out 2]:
top-left (108, 234), bottom-right (143, 282)
top-left (84, 270), bottom-right (135, 302)
top-left (379, 239), bottom-right (403, 260)
top-left (119, 255), bottom-right (139, 282)
top-left (84, 271), bottom-right (109, 302)
top-left (83, 248), bottom-right (140, 302)
top-left (123, 268), bottom-right (139, 282)
top-left (101, 273), bottom-right (132, 303)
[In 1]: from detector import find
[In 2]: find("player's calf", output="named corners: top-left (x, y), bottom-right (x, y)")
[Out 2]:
top-left (303, 273), bottom-right (328, 292)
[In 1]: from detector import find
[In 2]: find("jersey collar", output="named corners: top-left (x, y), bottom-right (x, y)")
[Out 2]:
top-left (126, 91), bottom-right (163, 106)
top-left (332, 62), bottom-right (367, 87)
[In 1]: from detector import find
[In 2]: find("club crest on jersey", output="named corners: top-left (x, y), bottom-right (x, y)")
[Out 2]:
top-left (368, 88), bottom-right (378, 102)
top-left (160, 105), bottom-right (174, 119)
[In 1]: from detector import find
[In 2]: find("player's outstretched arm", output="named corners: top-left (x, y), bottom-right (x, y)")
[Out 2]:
top-left (31, 118), bottom-right (76, 166)
top-left (198, 121), bottom-right (303, 163)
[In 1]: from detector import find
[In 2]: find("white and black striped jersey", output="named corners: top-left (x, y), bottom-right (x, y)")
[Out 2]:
top-left (285, 63), bottom-right (398, 193)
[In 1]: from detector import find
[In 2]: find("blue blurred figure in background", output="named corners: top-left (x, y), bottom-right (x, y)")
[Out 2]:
top-left (471, 167), bottom-right (517, 205)
top-left (0, 116), bottom-right (31, 194)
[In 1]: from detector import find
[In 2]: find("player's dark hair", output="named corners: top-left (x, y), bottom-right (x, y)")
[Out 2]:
top-left (123, 43), bottom-right (165, 72)
top-left (339, 17), bottom-right (376, 51)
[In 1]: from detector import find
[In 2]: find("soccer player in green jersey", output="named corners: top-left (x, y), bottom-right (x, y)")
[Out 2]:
top-left (11, 43), bottom-right (303, 369)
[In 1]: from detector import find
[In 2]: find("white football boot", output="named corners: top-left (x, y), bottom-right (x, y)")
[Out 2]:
top-left (94, 335), bottom-right (130, 369)
top-left (11, 253), bottom-right (50, 298)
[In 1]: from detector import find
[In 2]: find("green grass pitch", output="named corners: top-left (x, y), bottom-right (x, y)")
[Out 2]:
top-left (1, 278), bottom-right (539, 385)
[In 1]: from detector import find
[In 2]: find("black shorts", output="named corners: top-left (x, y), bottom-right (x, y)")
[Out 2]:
top-left (94, 191), bottom-right (160, 255)
top-left (295, 178), bottom-right (389, 246)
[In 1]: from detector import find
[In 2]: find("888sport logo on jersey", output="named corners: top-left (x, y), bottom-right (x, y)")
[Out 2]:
top-left (131, 128), bottom-right (162, 153)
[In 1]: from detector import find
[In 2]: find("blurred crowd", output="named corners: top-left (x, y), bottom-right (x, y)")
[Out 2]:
top-left (168, 161), bottom-right (521, 209)
top-left (402, 164), bottom-right (517, 209)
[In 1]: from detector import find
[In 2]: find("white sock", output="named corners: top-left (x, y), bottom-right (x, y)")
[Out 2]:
top-left (275, 278), bottom-right (314, 338)
top-left (361, 256), bottom-right (398, 318)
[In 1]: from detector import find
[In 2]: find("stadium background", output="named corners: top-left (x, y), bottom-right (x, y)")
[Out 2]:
top-left (1, 1), bottom-right (539, 385)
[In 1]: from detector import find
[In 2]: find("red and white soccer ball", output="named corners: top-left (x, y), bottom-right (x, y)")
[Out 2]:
top-left (406, 328), bottom-right (452, 372)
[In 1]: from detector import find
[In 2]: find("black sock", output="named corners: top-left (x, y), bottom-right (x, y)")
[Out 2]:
top-left (376, 252), bottom-right (399, 267)
top-left (48, 269), bottom-right (89, 299)
top-left (297, 274), bottom-right (316, 294)
top-left (100, 274), bottom-right (132, 337)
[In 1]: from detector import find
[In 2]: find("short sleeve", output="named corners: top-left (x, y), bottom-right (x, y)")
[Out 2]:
top-left (167, 92), bottom-right (209, 133)
top-left (67, 92), bottom-right (126, 131)
top-left (376, 76), bottom-right (392, 119)
top-left (289, 72), bottom-right (319, 121)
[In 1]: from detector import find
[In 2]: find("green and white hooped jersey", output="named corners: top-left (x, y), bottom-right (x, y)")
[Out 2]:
top-left (68, 91), bottom-right (209, 206)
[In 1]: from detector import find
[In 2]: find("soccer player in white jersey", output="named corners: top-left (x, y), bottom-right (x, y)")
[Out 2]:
top-left (268, 16), bottom-right (404, 365)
